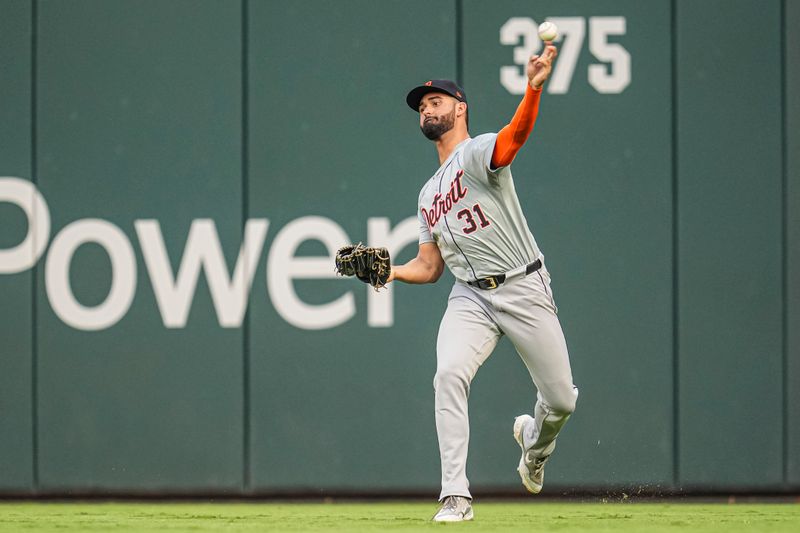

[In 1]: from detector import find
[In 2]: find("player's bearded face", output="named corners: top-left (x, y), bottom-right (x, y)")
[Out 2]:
top-left (421, 106), bottom-right (456, 141)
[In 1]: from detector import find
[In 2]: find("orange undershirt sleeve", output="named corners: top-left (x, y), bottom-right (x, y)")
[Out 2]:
top-left (490, 85), bottom-right (542, 170)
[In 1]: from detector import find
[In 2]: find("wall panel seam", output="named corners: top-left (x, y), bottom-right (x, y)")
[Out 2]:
top-left (242, 0), bottom-right (251, 494)
top-left (30, 0), bottom-right (39, 493)
top-left (455, 0), bottom-right (463, 86)
top-left (671, 0), bottom-right (680, 489)
top-left (781, 0), bottom-right (788, 487)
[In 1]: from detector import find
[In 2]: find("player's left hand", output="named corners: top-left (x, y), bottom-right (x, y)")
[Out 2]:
top-left (334, 243), bottom-right (392, 291)
top-left (528, 43), bottom-right (558, 89)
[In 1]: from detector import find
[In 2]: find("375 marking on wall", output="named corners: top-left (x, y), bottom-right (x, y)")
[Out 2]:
top-left (500, 16), bottom-right (631, 95)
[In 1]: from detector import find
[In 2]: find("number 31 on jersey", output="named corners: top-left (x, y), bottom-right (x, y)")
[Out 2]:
top-left (458, 204), bottom-right (491, 235)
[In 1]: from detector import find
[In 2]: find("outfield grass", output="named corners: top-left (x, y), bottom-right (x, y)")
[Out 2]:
top-left (1, 501), bottom-right (799, 532)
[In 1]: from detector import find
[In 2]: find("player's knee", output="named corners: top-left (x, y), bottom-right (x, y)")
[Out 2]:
top-left (433, 366), bottom-right (469, 393)
top-left (554, 396), bottom-right (577, 416)
top-left (547, 385), bottom-right (578, 415)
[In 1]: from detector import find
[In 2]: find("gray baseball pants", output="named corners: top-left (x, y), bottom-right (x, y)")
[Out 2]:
top-left (434, 266), bottom-right (578, 500)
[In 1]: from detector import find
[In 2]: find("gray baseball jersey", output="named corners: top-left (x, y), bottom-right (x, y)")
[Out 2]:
top-left (418, 133), bottom-right (541, 280)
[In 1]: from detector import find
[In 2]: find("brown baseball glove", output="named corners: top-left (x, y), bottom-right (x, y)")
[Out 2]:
top-left (334, 243), bottom-right (391, 291)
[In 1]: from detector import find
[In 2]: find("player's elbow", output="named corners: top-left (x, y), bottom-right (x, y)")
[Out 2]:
top-left (417, 249), bottom-right (445, 283)
top-left (429, 263), bottom-right (445, 283)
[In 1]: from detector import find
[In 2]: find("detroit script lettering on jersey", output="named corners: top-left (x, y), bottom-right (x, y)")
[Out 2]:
top-left (421, 170), bottom-right (469, 231)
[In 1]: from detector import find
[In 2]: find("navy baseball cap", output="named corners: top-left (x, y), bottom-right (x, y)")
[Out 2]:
top-left (406, 79), bottom-right (467, 111)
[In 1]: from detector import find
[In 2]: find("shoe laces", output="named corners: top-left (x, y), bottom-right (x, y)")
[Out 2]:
top-left (526, 451), bottom-right (548, 474)
top-left (441, 496), bottom-right (464, 513)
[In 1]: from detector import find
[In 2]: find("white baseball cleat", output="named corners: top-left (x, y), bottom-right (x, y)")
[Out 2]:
top-left (432, 495), bottom-right (474, 522)
top-left (513, 415), bottom-right (549, 494)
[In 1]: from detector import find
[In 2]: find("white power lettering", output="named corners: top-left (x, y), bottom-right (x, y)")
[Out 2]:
top-left (0, 177), bottom-right (51, 274)
top-left (1, 181), bottom-right (402, 331)
top-left (45, 219), bottom-right (136, 331)
top-left (135, 219), bottom-right (268, 328)
top-left (267, 216), bottom-right (354, 330)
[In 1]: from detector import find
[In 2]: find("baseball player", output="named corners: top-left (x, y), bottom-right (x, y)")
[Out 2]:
top-left (387, 43), bottom-right (578, 522)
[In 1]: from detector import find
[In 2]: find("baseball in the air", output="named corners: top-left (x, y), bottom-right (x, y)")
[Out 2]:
top-left (538, 21), bottom-right (558, 42)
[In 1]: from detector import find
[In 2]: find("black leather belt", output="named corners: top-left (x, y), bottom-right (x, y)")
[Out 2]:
top-left (467, 258), bottom-right (542, 290)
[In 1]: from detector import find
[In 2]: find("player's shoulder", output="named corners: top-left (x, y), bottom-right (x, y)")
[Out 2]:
top-left (463, 132), bottom-right (498, 154)
top-left (472, 132), bottom-right (498, 143)
top-left (459, 133), bottom-right (498, 169)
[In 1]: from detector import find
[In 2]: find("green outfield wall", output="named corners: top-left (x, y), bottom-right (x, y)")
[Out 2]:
top-left (0, 0), bottom-right (797, 495)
